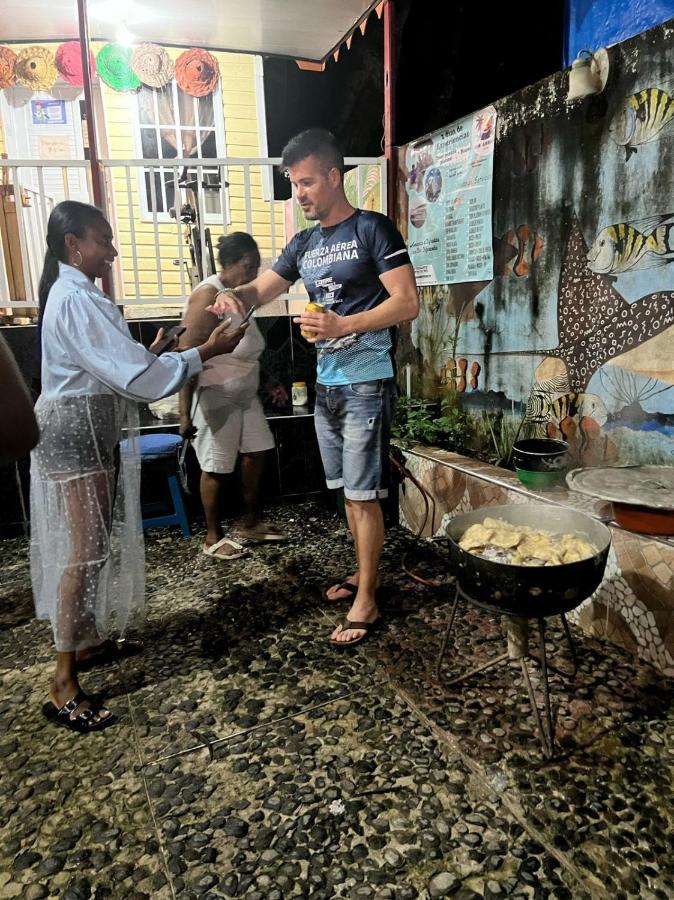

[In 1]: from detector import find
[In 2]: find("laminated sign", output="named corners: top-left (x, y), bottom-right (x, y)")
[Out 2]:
top-left (405, 106), bottom-right (496, 286)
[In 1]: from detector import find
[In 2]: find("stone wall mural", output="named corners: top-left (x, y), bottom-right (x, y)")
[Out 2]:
top-left (395, 19), bottom-right (674, 467)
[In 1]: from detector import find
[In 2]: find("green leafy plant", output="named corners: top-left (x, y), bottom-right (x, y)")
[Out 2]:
top-left (466, 409), bottom-right (526, 467)
top-left (392, 397), bottom-right (467, 450)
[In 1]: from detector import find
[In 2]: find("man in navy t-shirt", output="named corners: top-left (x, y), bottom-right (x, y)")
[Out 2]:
top-left (273, 202), bottom-right (410, 385)
top-left (208, 129), bottom-right (419, 648)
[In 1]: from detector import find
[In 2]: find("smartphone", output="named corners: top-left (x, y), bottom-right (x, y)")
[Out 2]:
top-left (241, 305), bottom-right (257, 325)
top-left (153, 324), bottom-right (186, 355)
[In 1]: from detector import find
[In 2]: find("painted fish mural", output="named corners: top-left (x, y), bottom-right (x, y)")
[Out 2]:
top-left (497, 217), bottom-right (674, 393)
top-left (610, 88), bottom-right (674, 160)
top-left (546, 409), bottom-right (618, 465)
top-left (545, 217), bottom-right (674, 391)
top-left (546, 391), bottom-right (608, 426)
top-left (524, 360), bottom-right (617, 463)
top-left (445, 358), bottom-right (482, 391)
top-left (494, 224), bottom-right (544, 277)
top-left (525, 384), bottom-right (607, 430)
top-left (525, 390), bottom-right (550, 426)
top-left (587, 215), bottom-right (674, 275)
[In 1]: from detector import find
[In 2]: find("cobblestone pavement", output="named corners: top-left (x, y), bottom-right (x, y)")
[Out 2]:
top-left (1, 501), bottom-right (672, 899)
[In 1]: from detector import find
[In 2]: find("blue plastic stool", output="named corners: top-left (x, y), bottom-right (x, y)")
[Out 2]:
top-left (124, 433), bottom-right (191, 538)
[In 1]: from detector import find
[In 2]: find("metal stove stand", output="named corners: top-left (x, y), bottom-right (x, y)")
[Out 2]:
top-left (436, 584), bottom-right (578, 758)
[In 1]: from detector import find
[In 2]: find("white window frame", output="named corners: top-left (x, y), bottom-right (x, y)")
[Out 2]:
top-left (130, 80), bottom-right (229, 225)
top-left (253, 55), bottom-right (272, 202)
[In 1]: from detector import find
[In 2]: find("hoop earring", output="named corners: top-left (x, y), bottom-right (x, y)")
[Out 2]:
top-left (71, 249), bottom-right (83, 268)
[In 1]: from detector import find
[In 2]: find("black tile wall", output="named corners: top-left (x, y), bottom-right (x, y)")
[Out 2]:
top-left (0, 317), bottom-right (325, 531)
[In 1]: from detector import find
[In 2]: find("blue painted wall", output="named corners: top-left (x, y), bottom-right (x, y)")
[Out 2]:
top-left (397, 19), bottom-right (674, 468)
top-left (565, 0), bottom-right (674, 65)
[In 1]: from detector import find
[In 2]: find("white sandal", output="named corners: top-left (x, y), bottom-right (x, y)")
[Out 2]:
top-left (202, 537), bottom-right (249, 561)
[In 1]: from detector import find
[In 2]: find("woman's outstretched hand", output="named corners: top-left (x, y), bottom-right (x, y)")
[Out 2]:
top-left (149, 327), bottom-right (178, 355)
top-left (197, 318), bottom-right (248, 362)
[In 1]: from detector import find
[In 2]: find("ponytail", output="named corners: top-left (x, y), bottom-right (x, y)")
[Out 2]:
top-left (38, 245), bottom-right (59, 322)
top-left (38, 200), bottom-right (106, 324)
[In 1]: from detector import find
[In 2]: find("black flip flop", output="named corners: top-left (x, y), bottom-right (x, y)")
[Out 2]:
top-left (42, 691), bottom-right (116, 733)
top-left (329, 617), bottom-right (384, 650)
top-left (324, 580), bottom-right (359, 602)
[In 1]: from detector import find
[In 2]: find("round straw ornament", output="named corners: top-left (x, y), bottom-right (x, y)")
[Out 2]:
top-left (0, 47), bottom-right (17, 89)
top-left (175, 48), bottom-right (219, 97)
top-left (131, 43), bottom-right (174, 89)
top-left (96, 43), bottom-right (140, 92)
top-left (15, 46), bottom-right (57, 91)
top-left (55, 41), bottom-right (96, 87)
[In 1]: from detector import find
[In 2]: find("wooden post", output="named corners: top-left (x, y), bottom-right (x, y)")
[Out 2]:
top-left (77, 0), bottom-right (111, 295)
top-left (383, 0), bottom-right (397, 220)
top-left (0, 161), bottom-right (27, 303)
top-left (77, 0), bottom-right (104, 210)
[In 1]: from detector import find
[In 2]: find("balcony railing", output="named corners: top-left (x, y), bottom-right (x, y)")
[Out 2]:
top-left (0, 156), bottom-right (386, 318)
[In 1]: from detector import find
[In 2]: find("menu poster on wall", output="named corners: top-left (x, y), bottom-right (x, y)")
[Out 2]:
top-left (31, 99), bottom-right (67, 126)
top-left (405, 106), bottom-right (496, 286)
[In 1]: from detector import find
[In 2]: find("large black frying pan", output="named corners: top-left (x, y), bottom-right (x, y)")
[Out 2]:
top-left (447, 505), bottom-right (611, 618)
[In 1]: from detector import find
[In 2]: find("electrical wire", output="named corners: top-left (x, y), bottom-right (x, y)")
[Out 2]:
top-left (390, 452), bottom-right (455, 589)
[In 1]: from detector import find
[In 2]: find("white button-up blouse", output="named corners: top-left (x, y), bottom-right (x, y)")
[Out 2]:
top-left (39, 263), bottom-right (201, 402)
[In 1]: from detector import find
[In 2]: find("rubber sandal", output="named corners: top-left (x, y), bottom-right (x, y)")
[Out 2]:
top-left (76, 639), bottom-right (143, 671)
top-left (236, 522), bottom-right (287, 543)
top-left (325, 582), bottom-right (386, 603)
top-left (329, 617), bottom-right (384, 650)
top-left (324, 580), bottom-right (359, 602)
top-left (42, 691), bottom-right (116, 733)
top-left (202, 537), bottom-right (249, 561)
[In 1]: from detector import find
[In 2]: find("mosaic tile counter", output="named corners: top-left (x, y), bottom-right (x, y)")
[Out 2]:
top-left (397, 446), bottom-right (674, 676)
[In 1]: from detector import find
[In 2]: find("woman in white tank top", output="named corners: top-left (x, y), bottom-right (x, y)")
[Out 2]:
top-left (178, 234), bottom-right (287, 560)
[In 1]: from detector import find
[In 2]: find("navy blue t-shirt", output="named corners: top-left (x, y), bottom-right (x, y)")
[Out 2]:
top-left (272, 209), bottom-right (410, 385)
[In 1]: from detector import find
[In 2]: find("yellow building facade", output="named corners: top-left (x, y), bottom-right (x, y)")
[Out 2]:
top-left (0, 41), bottom-right (285, 311)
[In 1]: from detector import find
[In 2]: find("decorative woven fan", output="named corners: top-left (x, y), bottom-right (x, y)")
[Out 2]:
top-left (0, 46), bottom-right (17, 89)
top-left (131, 43), bottom-right (174, 89)
top-left (175, 48), bottom-right (219, 97)
top-left (15, 46), bottom-right (57, 91)
top-left (55, 41), bottom-right (96, 87)
top-left (96, 43), bottom-right (140, 92)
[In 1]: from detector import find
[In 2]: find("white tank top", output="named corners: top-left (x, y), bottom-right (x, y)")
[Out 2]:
top-left (195, 273), bottom-right (266, 399)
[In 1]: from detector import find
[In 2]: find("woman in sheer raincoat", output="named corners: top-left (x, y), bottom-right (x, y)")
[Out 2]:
top-left (31, 200), bottom-right (245, 733)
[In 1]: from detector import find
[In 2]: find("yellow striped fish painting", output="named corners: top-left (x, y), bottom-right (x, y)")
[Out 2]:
top-left (610, 87), bottom-right (674, 159)
top-left (545, 392), bottom-right (608, 425)
top-left (545, 391), bottom-right (585, 423)
top-left (586, 216), bottom-right (674, 275)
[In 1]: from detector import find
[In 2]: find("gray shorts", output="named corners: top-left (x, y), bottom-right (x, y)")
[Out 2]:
top-left (314, 379), bottom-right (397, 501)
top-left (192, 387), bottom-right (275, 474)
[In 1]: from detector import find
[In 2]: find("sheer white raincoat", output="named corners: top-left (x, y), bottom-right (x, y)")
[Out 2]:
top-left (31, 263), bottom-right (202, 651)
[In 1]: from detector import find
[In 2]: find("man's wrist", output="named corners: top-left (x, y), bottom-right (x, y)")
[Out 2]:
top-left (218, 286), bottom-right (252, 311)
top-left (335, 313), bottom-right (349, 338)
top-left (341, 310), bottom-right (366, 336)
